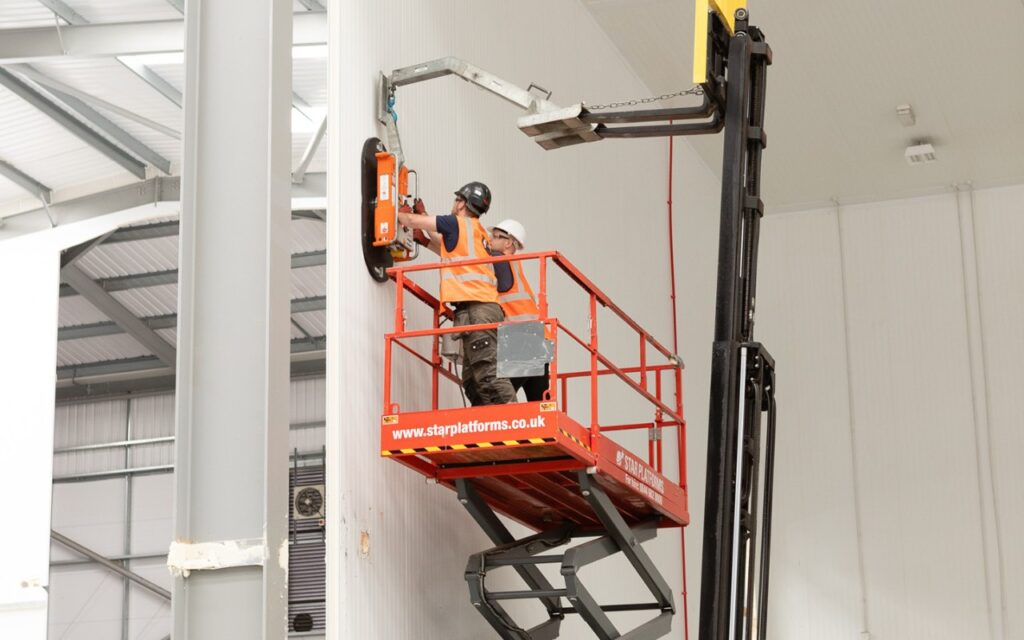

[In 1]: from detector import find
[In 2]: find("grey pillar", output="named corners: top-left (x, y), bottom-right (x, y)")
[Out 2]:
top-left (172, 0), bottom-right (292, 639)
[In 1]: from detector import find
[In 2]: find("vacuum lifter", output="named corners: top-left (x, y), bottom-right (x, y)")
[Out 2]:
top-left (371, 2), bottom-right (776, 639)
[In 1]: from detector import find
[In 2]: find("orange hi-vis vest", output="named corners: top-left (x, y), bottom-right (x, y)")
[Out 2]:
top-left (499, 260), bottom-right (540, 321)
top-left (440, 216), bottom-right (498, 304)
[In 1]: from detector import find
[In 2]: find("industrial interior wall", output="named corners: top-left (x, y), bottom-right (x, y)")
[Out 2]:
top-left (325, 1), bottom-right (726, 638)
top-left (730, 182), bottom-right (1024, 640)
top-left (47, 378), bottom-right (327, 640)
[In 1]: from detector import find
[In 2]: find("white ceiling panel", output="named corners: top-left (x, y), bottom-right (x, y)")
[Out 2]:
top-left (839, 193), bottom-right (991, 639)
top-left (582, 0), bottom-right (1024, 209)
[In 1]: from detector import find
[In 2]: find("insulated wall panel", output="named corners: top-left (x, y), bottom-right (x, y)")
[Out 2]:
top-left (327, 1), bottom-right (694, 638)
top-left (756, 210), bottom-right (865, 639)
top-left (971, 183), bottom-right (1024, 640)
top-left (837, 193), bottom-right (991, 640)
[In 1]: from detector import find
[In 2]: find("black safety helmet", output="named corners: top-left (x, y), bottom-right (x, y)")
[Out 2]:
top-left (454, 181), bottom-right (492, 216)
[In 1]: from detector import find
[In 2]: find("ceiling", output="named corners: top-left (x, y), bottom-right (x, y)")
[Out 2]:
top-left (581, 0), bottom-right (1024, 210)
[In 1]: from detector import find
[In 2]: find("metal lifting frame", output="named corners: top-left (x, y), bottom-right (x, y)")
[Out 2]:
top-left (696, 11), bottom-right (777, 640)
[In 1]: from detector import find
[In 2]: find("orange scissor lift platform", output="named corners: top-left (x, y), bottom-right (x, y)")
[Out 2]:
top-left (381, 251), bottom-right (689, 640)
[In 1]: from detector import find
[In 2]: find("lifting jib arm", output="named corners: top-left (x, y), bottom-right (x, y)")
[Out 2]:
top-left (387, 56), bottom-right (559, 113)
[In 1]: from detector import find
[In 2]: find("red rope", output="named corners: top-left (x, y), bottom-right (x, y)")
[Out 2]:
top-left (668, 128), bottom-right (690, 640)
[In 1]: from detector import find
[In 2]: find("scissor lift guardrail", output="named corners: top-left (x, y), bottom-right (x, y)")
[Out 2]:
top-left (381, 251), bottom-right (689, 639)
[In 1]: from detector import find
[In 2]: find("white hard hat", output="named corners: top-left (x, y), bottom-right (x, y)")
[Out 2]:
top-left (492, 219), bottom-right (526, 248)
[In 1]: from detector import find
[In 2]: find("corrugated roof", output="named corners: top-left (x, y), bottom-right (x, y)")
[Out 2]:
top-left (291, 264), bottom-right (326, 299)
top-left (77, 235), bottom-right (178, 277)
top-left (58, 333), bottom-right (150, 366)
top-left (0, 1), bottom-right (62, 29)
top-left (56, 215), bottom-right (326, 369)
top-left (292, 218), bottom-right (327, 252)
top-left (33, 56), bottom-right (183, 163)
top-left (0, 4), bottom-right (328, 215)
top-left (1, 2), bottom-right (328, 377)
top-left (0, 84), bottom-right (128, 192)
top-left (109, 283), bottom-right (177, 317)
top-left (65, 0), bottom-right (181, 24)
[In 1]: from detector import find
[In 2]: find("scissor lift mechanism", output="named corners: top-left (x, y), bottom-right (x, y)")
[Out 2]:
top-left (377, 4), bottom-right (776, 640)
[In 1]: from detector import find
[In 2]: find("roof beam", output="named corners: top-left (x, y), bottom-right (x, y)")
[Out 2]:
top-left (58, 296), bottom-right (326, 340)
top-left (55, 352), bottom-right (325, 402)
top-left (117, 56), bottom-right (182, 107)
top-left (0, 176), bottom-right (178, 239)
top-left (0, 175), bottom-right (324, 240)
top-left (0, 68), bottom-right (146, 178)
top-left (36, 0), bottom-right (184, 110)
top-left (295, 0), bottom-right (326, 12)
top-left (37, 0), bottom-right (87, 25)
top-left (57, 253), bottom-right (325, 297)
top-left (58, 341), bottom-right (324, 380)
top-left (292, 114), bottom-right (326, 183)
top-left (9, 64), bottom-right (180, 139)
top-left (0, 13), bottom-right (327, 64)
top-left (8, 65), bottom-right (174, 173)
top-left (0, 159), bottom-right (52, 202)
top-left (61, 263), bottom-right (177, 367)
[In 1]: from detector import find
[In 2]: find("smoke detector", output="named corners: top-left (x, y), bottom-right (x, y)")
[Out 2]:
top-left (905, 142), bottom-right (937, 165)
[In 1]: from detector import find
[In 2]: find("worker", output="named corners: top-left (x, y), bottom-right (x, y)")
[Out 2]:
top-left (488, 219), bottom-right (550, 402)
top-left (398, 182), bottom-right (517, 406)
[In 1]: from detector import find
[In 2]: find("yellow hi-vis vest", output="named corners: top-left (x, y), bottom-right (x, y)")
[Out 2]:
top-left (499, 260), bottom-right (540, 321)
top-left (440, 216), bottom-right (498, 304)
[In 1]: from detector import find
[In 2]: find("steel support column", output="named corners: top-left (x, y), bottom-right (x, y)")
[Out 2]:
top-left (172, 0), bottom-right (292, 638)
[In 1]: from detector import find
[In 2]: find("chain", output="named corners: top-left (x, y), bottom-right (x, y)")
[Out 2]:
top-left (586, 85), bottom-right (704, 110)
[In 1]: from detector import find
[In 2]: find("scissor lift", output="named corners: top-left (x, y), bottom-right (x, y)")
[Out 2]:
top-left (381, 252), bottom-right (689, 639)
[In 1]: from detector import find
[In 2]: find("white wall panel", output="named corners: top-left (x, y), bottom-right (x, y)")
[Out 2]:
top-left (971, 183), bottom-right (1024, 640)
top-left (756, 210), bottom-right (865, 639)
top-left (835, 194), bottom-right (991, 639)
top-left (328, 1), bottom-right (694, 638)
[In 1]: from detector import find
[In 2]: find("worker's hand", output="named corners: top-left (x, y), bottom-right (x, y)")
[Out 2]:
top-left (413, 229), bottom-right (431, 246)
top-left (413, 198), bottom-right (427, 214)
top-left (398, 202), bottom-right (412, 214)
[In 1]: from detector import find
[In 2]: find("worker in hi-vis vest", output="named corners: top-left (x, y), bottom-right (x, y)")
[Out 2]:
top-left (488, 219), bottom-right (550, 403)
top-left (398, 182), bottom-right (518, 405)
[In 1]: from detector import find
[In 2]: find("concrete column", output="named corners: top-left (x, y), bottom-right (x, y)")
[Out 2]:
top-left (172, 0), bottom-right (292, 638)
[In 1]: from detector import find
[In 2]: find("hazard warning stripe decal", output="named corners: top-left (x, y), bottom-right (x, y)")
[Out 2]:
top-left (559, 428), bottom-right (591, 452)
top-left (381, 437), bottom-right (556, 457)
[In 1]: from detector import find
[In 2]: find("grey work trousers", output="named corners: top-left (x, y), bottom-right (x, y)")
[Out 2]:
top-left (454, 301), bottom-right (517, 406)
